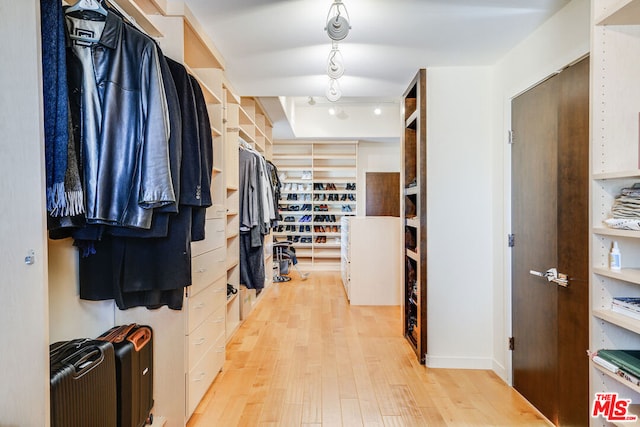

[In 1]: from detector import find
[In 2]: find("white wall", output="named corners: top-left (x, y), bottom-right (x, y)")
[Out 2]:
top-left (294, 103), bottom-right (401, 139)
top-left (347, 0), bottom-right (590, 375)
top-left (490, 0), bottom-right (590, 382)
top-left (425, 67), bottom-right (495, 369)
top-left (0, 2), bottom-right (50, 425)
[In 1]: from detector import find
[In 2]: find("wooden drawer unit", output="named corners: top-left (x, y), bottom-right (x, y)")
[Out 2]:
top-left (191, 218), bottom-right (226, 256)
top-left (187, 304), bottom-right (225, 369)
top-left (187, 332), bottom-right (225, 416)
top-left (186, 275), bottom-right (226, 334)
top-left (191, 246), bottom-right (226, 296)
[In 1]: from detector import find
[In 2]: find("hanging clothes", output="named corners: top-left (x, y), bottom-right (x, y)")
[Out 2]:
top-left (55, 6), bottom-right (213, 310)
top-left (64, 10), bottom-right (174, 230)
top-left (238, 141), bottom-right (277, 290)
top-left (77, 56), bottom-right (213, 310)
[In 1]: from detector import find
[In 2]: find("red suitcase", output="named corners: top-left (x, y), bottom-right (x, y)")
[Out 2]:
top-left (99, 324), bottom-right (154, 427)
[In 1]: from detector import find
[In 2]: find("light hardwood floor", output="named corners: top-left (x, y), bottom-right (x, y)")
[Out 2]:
top-left (187, 271), bottom-right (551, 426)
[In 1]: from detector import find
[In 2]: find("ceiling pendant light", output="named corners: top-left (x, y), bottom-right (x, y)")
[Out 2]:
top-left (327, 44), bottom-right (344, 79)
top-left (326, 78), bottom-right (342, 102)
top-left (325, 0), bottom-right (351, 41)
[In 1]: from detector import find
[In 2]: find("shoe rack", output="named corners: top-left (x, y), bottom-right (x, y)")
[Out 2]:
top-left (272, 141), bottom-right (358, 270)
top-left (402, 69), bottom-right (427, 363)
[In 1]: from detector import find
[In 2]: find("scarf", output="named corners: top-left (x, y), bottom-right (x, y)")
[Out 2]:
top-left (41, 0), bottom-right (84, 217)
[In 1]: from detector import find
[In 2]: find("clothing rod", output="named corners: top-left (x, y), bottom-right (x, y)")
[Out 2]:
top-left (105, 0), bottom-right (146, 36)
top-left (238, 137), bottom-right (252, 149)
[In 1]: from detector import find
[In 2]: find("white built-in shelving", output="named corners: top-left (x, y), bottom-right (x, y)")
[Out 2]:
top-left (590, 0), bottom-right (640, 423)
top-left (272, 140), bottom-right (358, 270)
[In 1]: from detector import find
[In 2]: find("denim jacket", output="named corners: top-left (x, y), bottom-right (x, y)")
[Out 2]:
top-left (65, 11), bottom-right (174, 229)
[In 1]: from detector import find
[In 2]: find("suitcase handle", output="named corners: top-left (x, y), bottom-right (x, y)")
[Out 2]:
top-left (127, 327), bottom-right (152, 352)
top-left (59, 347), bottom-right (104, 377)
top-left (98, 324), bottom-right (136, 343)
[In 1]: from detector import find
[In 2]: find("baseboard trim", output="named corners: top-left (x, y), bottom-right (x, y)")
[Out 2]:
top-left (424, 355), bottom-right (493, 370)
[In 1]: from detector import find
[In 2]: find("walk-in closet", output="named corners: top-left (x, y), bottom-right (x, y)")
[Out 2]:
top-left (1, 0), bottom-right (617, 426)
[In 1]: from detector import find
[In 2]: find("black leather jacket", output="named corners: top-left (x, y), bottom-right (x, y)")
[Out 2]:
top-left (66, 11), bottom-right (175, 229)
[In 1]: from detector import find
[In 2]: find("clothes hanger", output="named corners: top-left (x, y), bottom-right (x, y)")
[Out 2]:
top-left (65, 0), bottom-right (107, 17)
top-left (65, 0), bottom-right (107, 44)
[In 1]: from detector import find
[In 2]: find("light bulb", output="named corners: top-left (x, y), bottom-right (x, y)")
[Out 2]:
top-left (327, 48), bottom-right (344, 79)
top-left (326, 78), bottom-right (342, 102)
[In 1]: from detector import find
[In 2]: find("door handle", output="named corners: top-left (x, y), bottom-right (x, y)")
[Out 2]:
top-left (529, 268), bottom-right (569, 288)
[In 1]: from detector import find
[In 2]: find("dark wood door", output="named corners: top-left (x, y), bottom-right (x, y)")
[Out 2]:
top-left (511, 57), bottom-right (589, 426)
top-left (366, 172), bottom-right (400, 216)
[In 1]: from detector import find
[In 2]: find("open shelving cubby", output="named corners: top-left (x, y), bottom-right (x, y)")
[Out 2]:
top-left (401, 69), bottom-right (427, 363)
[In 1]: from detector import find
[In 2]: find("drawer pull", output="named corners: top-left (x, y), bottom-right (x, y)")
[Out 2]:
top-left (194, 372), bottom-right (206, 382)
top-left (195, 338), bottom-right (206, 346)
top-left (195, 302), bottom-right (205, 309)
top-left (197, 268), bottom-right (206, 273)
top-left (216, 346), bottom-right (225, 353)
top-left (213, 317), bottom-right (224, 324)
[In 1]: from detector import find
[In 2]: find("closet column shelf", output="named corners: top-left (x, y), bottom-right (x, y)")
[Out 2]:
top-left (593, 227), bottom-right (640, 239)
top-left (593, 266), bottom-right (640, 284)
top-left (593, 309), bottom-right (640, 335)
top-left (590, 0), bottom-right (640, 407)
top-left (401, 69), bottom-right (427, 363)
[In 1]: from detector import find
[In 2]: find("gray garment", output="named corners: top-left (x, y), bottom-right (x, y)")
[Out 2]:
top-left (239, 147), bottom-right (259, 231)
top-left (240, 231), bottom-right (265, 290)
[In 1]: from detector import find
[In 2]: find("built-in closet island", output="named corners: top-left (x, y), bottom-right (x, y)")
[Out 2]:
top-left (44, 1), bottom-right (273, 425)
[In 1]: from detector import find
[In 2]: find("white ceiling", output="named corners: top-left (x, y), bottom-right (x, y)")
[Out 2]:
top-left (181, 0), bottom-right (571, 139)
top-left (183, 0), bottom-right (571, 98)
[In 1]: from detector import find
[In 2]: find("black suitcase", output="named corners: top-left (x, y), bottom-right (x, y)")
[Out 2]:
top-left (49, 339), bottom-right (117, 427)
top-left (99, 324), bottom-right (154, 427)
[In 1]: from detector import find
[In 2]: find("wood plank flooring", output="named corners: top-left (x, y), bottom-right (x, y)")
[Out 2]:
top-left (187, 271), bottom-right (551, 426)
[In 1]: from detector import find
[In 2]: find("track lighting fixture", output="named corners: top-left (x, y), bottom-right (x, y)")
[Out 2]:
top-left (325, 0), bottom-right (351, 41)
top-left (324, 1), bottom-right (350, 101)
